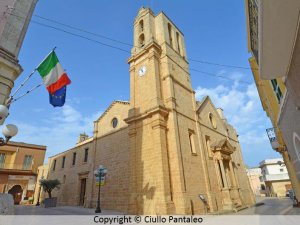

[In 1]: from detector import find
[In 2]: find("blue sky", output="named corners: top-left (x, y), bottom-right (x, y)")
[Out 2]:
top-left (6, 0), bottom-right (280, 166)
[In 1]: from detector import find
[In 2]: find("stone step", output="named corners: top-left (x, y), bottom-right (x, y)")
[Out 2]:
top-left (234, 205), bottom-right (248, 212)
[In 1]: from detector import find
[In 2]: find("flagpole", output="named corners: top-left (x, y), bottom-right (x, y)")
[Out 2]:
top-left (10, 69), bottom-right (37, 98)
top-left (7, 47), bottom-right (57, 106)
top-left (10, 83), bottom-right (43, 104)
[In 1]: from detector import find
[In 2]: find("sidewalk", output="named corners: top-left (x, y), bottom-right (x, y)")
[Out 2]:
top-left (236, 197), bottom-right (300, 215)
top-left (14, 205), bottom-right (123, 215)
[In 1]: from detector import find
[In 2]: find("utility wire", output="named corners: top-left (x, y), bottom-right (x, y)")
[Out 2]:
top-left (8, 12), bottom-right (130, 53)
top-left (7, 12), bottom-right (252, 85)
top-left (8, 10), bottom-right (256, 71)
top-left (189, 59), bottom-right (256, 70)
top-left (189, 68), bottom-right (251, 84)
top-left (31, 20), bottom-right (131, 53)
top-left (33, 13), bottom-right (257, 71)
top-left (162, 61), bottom-right (251, 85)
top-left (34, 14), bottom-right (133, 47)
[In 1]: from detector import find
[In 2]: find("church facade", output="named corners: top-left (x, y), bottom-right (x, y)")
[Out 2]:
top-left (35, 8), bottom-right (254, 214)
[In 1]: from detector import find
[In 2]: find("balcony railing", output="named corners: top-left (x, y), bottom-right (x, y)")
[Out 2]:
top-left (262, 173), bottom-right (290, 182)
top-left (0, 163), bottom-right (33, 171)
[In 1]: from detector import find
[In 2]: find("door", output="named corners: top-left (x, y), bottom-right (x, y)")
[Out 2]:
top-left (8, 185), bottom-right (23, 205)
top-left (79, 178), bottom-right (86, 206)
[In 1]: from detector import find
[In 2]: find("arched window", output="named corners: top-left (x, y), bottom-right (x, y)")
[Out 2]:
top-left (139, 33), bottom-right (145, 47)
top-left (139, 20), bottom-right (144, 32)
top-left (168, 23), bottom-right (173, 47)
top-left (111, 117), bottom-right (118, 128)
top-left (209, 113), bottom-right (217, 129)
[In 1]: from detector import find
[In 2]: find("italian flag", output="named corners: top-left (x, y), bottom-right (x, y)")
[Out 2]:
top-left (37, 51), bottom-right (71, 94)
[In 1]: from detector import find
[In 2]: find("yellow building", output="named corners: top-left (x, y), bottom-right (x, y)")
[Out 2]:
top-left (0, 141), bottom-right (46, 204)
top-left (35, 8), bottom-right (254, 214)
top-left (245, 0), bottom-right (300, 206)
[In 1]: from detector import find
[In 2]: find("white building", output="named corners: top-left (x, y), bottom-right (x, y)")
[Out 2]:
top-left (259, 158), bottom-right (291, 197)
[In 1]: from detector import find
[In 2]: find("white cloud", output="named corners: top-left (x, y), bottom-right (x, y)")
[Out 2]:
top-left (10, 102), bottom-right (102, 159)
top-left (8, 71), bottom-right (279, 166)
top-left (195, 71), bottom-right (279, 166)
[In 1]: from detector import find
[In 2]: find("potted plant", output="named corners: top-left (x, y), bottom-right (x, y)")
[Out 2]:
top-left (39, 179), bottom-right (61, 208)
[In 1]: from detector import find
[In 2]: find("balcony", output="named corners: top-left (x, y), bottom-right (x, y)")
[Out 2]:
top-left (262, 173), bottom-right (290, 182)
top-left (0, 163), bottom-right (35, 172)
top-left (258, 0), bottom-right (300, 79)
top-left (266, 128), bottom-right (280, 150)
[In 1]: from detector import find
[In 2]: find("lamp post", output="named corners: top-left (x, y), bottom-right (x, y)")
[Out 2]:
top-left (94, 165), bottom-right (107, 213)
top-left (0, 124), bottom-right (18, 146)
top-left (0, 105), bottom-right (18, 146)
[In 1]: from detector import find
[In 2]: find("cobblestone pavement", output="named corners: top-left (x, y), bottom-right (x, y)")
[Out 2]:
top-left (13, 205), bottom-right (123, 215)
top-left (236, 197), bottom-right (300, 215)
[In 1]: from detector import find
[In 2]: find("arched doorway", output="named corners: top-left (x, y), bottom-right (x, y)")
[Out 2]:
top-left (8, 185), bottom-right (23, 205)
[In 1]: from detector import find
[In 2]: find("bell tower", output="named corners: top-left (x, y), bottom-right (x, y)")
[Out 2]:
top-left (126, 7), bottom-right (203, 214)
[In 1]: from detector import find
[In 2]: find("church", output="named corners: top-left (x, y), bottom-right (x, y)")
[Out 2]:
top-left (34, 7), bottom-right (255, 214)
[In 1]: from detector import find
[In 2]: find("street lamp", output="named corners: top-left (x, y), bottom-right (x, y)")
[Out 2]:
top-left (0, 104), bottom-right (18, 146)
top-left (94, 165), bottom-right (107, 213)
top-left (0, 124), bottom-right (18, 146)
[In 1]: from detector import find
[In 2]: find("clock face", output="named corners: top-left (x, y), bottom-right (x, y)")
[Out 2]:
top-left (138, 65), bottom-right (147, 76)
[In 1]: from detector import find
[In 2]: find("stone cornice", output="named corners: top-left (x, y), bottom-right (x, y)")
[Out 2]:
top-left (128, 41), bottom-right (162, 64)
top-left (125, 105), bottom-right (169, 124)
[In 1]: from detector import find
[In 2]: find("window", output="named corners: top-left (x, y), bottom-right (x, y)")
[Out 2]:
top-left (209, 113), bottom-right (217, 129)
top-left (168, 23), bottom-right (173, 47)
top-left (293, 132), bottom-right (300, 162)
top-left (53, 159), bottom-right (57, 171)
top-left (72, 152), bottom-right (76, 165)
top-left (112, 118), bottom-right (118, 128)
top-left (139, 20), bottom-right (144, 32)
top-left (0, 153), bottom-right (5, 168)
top-left (139, 34), bottom-right (145, 47)
top-left (23, 155), bottom-right (32, 170)
top-left (280, 168), bottom-right (284, 172)
top-left (205, 136), bottom-right (212, 157)
top-left (62, 156), bottom-right (66, 168)
top-left (188, 131), bottom-right (196, 154)
top-left (63, 175), bottom-right (66, 184)
top-left (176, 32), bottom-right (181, 54)
top-left (84, 148), bottom-right (89, 162)
top-left (218, 161), bottom-right (225, 188)
top-left (270, 79), bottom-right (283, 103)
